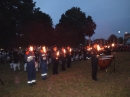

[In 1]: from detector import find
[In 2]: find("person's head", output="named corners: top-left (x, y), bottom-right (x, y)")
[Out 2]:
top-left (67, 46), bottom-right (70, 50)
top-left (61, 47), bottom-right (66, 52)
top-left (53, 45), bottom-right (57, 51)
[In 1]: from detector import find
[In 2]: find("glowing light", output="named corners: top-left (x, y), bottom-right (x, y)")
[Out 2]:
top-left (57, 51), bottom-right (59, 56)
top-left (112, 43), bottom-right (115, 47)
top-left (105, 46), bottom-right (107, 48)
top-left (69, 48), bottom-right (71, 52)
top-left (125, 32), bottom-right (128, 34)
top-left (118, 31), bottom-right (120, 33)
top-left (87, 47), bottom-right (92, 51)
top-left (64, 49), bottom-right (66, 53)
top-left (42, 46), bottom-right (46, 53)
top-left (30, 46), bottom-right (33, 51)
top-left (97, 45), bottom-right (100, 51)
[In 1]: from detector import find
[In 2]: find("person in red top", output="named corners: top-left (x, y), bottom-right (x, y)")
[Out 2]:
top-left (25, 46), bottom-right (36, 86)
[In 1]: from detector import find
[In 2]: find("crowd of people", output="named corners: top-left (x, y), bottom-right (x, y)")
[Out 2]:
top-left (0, 44), bottom-right (121, 86)
top-left (0, 45), bottom-right (92, 86)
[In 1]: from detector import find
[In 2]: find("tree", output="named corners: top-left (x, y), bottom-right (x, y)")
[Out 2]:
top-left (20, 11), bottom-right (54, 46)
top-left (107, 34), bottom-right (118, 44)
top-left (55, 7), bottom-right (96, 47)
top-left (0, 0), bottom-right (39, 48)
top-left (85, 16), bottom-right (96, 37)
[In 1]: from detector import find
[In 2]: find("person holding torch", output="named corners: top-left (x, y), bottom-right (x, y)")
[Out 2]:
top-left (25, 46), bottom-right (36, 86)
top-left (59, 47), bottom-right (66, 71)
top-left (66, 46), bottom-right (72, 68)
top-left (51, 45), bottom-right (59, 75)
top-left (39, 46), bottom-right (48, 80)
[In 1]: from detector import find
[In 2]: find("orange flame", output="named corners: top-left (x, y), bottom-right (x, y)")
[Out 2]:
top-left (43, 46), bottom-right (46, 53)
top-left (112, 43), bottom-right (114, 47)
top-left (70, 48), bottom-right (72, 52)
top-left (30, 46), bottom-right (33, 51)
top-left (57, 51), bottom-right (59, 56)
top-left (64, 49), bottom-right (66, 53)
top-left (97, 45), bottom-right (100, 51)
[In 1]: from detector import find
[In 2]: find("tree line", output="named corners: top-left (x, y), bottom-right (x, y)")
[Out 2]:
top-left (0, 0), bottom-right (97, 48)
top-left (0, 0), bottom-right (123, 49)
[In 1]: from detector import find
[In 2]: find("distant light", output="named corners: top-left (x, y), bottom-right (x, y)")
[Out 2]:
top-left (19, 47), bottom-right (21, 49)
top-left (125, 32), bottom-right (128, 34)
top-left (112, 43), bottom-right (115, 47)
top-left (118, 31), bottom-right (120, 33)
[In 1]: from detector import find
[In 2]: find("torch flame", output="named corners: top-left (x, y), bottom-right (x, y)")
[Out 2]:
top-left (97, 45), bottom-right (100, 51)
top-left (43, 46), bottom-right (46, 53)
top-left (64, 49), bottom-right (66, 53)
top-left (30, 46), bottom-right (33, 51)
top-left (57, 51), bottom-right (59, 56)
top-left (112, 43), bottom-right (114, 47)
top-left (70, 48), bottom-right (72, 52)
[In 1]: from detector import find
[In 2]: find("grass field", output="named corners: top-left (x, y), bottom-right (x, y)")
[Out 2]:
top-left (0, 52), bottom-right (130, 97)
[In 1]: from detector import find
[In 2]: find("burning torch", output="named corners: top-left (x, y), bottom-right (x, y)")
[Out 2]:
top-left (42, 46), bottom-right (46, 53)
top-left (64, 48), bottom-right (66, 57)
top-left (56, 51), bottom-right (59, 59)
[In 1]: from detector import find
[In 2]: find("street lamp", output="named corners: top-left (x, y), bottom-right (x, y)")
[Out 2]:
top-left (117, 31), bottom-right (121, 44)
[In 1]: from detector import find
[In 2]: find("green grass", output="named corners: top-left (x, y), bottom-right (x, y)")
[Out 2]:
top-left (0, 52), bottom-right (130, 97)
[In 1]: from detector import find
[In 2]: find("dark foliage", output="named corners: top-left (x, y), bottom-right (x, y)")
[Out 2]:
top-left (55, 7), bottom-right (96, 47)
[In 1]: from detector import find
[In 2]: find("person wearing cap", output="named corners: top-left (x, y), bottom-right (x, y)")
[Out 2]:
top-left (90, 44), bottom-right (99, 81)
top-left (51, 46), bottom-right (59, 75)
top-left (39, 46), bottom-right (48, 80)
top-left (25, 46), bottom-right (36, 86)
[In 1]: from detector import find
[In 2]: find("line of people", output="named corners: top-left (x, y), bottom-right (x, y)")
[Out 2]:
top-left (1, 45), bottom-right (95, 86)
top-left (1, 44), bottom-right (113, 86)
top-left (24, 45), bottom-right (74, 86)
